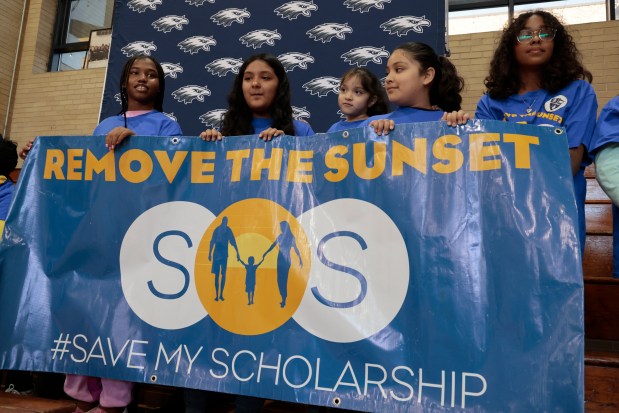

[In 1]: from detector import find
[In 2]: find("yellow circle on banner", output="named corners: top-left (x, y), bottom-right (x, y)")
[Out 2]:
top-left (195, 198), bottom-right (311, 335)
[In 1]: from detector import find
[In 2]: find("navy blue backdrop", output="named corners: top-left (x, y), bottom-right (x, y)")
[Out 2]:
top-left (101, 0), bottom-right (446, 134)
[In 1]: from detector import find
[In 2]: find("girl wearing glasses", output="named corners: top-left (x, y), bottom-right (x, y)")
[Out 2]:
top-left (476, 10), bottom-right (597, 255)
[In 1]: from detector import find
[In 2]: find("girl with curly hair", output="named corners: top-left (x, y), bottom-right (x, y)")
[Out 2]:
top-left (476, 10), bottom-right (597, 254)
top-left (200, 53), bottom-right (314, 141)
top-left (363, 41), bottom-right (467, 135)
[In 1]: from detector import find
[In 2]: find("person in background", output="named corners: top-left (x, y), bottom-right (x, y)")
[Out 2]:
top-left (588, 95), bottom-right (619, 278)
top-left (0, 136), bottom-right (18, 235)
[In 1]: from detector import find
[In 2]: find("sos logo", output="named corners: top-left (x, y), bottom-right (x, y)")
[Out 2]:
top-left (120, 198), bottom-right (409, 343)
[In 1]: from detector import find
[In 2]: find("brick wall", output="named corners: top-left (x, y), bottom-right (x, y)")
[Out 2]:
top-left (0, 0), bottom-right (26, 135)
top-left (2, 2), bottom-right (619, 160)
top-left (4, 0), bottom-right (105, 158)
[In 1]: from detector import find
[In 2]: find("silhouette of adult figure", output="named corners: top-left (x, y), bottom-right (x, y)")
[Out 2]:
top-left (263, 221), bottom-right (303, 308)
top-left (208, 216), bottom-right (239, 301)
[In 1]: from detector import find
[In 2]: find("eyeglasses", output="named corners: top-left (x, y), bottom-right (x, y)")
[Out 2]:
top-left (516, 28), bottom-right (557, 43)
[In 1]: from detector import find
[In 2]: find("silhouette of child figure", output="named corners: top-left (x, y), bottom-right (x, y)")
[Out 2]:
top-left (237, 254), bottom-right (266, 305)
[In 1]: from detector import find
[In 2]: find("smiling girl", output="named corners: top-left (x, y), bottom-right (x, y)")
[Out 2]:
top-left (200, 53), bottom-right (314, 141)
top-left (476, 10), bottom-right (597, 254)
top-left (363, 42), bottom-right (466, 135)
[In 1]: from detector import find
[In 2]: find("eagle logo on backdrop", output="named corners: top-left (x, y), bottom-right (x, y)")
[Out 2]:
top-left (172, 85), bottom-right (211, 104)
top-left (307, 23), bottom-right (353, 43)
top-left (205, 58), bottom-right (243, 77)
top-left (121, 41), bottom-right (156, 57)
top-left (178, 36), bottom-right (217, 54)
top-left (240, 30), bottom-right (282, 49)
top-left (152, 15), bottom-right (189, 33)
top-left (341, 46), bottom-right (390, 66)
top-left (381, 16), bottom-right (432, 36)
top-left (186, 0), bottom-right (215, 6)
top-left (211, 8), bottom-right (251, 27)
top-left (161, 62), bottom-right (184, 78)
top-left (199, 109), bottom-right (228, 129)
top-left (344, 0), bottom-right (392, 13)
top-left (102, 0), bottom-right (445, 134)
top-left (292, 106), bottom-right (311, 121)
top-left (274, 1), bottom-right (318, 20)
top-left (127, 0), bottom-right (162, 13)
top-left (277, 52), bottom-right (314, 72)
top-left (303, 76), bottom-right (340, 97)
top-left (164, 112), bottom-right (177, 121)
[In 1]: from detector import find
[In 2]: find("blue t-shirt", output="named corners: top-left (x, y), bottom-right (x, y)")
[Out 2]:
top-left (475, 79), bottom-right (597, 162)
top-left (326, 119), bottom-right (366, 133)
top-left (589, 96), bottom-right (619, 277)
top-left (363, 106), bottom-right (443, 125)
top-left (588, 96), bottom-right (619, 155)
top-left (476, 79), bottom-right (597, 255)
top-left (251, 118), bottom-right (314, 137)
top-left (94, 111), bottom-right (183, 136)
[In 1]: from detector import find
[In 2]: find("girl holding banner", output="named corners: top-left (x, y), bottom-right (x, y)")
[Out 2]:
top-left (474, 10), bottom-right (597, 255)
top-left (65, 54), bottom-right (182, 413)
top-left (326, 67), bottom-right (389, 133)
top-left (362, 41), bottom-right (466, 135)
top-left (200, 53), bottom-right (314, 142)
top-left (195, 53), bottom-right (315, 413)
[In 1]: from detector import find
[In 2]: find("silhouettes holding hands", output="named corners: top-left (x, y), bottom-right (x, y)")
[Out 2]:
top-left (208, 216), bottom-right (239, 302)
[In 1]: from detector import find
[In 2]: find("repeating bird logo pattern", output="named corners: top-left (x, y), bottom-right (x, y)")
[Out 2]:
top-left (102, 0), bottom-right (444, 133)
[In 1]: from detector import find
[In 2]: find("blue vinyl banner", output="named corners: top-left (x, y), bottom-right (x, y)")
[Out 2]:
top-left (101, 0), bottom-right (446, 134)
top-left (0, 121), bottom-right (583, 412)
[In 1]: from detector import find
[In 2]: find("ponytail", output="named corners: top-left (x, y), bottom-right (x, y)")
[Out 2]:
top-left (395, 42), bottom-right (464, 112)
top-left (434, 56), bottom-right (464, 112)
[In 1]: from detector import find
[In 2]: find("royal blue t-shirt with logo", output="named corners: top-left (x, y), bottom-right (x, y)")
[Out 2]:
top-left (475, 79), bottom-right (598, 255)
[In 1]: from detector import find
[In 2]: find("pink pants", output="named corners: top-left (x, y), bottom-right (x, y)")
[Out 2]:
top-left (64, 375), bottom-right (133, 408)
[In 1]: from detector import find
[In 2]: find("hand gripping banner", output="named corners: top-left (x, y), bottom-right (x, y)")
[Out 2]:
top-left (0, 121), bottom-right (583, 412)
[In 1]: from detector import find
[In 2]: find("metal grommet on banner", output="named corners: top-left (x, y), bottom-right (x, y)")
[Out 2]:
top-left (342, 131), bottom-right (349, 138)
top-left (554, 128), bottom-right (564, 135)
top-left (150, 375), bottom-right (157, 383)
top-left (332, 397), bottom-right (341, 407)
top-left (171, 137), bottom-right (180, 144)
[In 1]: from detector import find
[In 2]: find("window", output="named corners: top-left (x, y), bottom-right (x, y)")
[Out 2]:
top-left (50, 0), bottom-right (114, 72)
top-left (448, 0), bottom-right (611, 35)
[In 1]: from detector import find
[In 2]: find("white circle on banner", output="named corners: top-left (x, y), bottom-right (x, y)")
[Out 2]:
top-left (294, 199), bottom-right (409, 343)
top-left (120, 201), bottom-right (214, 329)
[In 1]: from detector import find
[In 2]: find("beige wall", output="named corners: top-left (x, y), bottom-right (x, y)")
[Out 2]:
top-left (3, 2), bottom-right (619, 162)
top-left (0, 0), bottom-right (27, 135)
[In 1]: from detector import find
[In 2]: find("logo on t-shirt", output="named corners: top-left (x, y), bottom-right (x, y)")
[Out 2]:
top-left (545, 95), bottom-right (567, 112)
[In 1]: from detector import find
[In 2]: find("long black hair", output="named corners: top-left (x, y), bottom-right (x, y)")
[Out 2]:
top-left (220, 54), bottom-right (295, 136)
top-left (118, 55), bottom-right (166, 126)
top-left (484, 10), bottom-right (592, 99)
top-left (393, 42), bottom-right (464, 112)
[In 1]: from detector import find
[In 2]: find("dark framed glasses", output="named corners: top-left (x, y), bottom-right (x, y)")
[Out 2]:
top-left (516, 28), bottom-right (557, 43)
